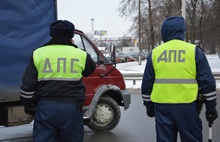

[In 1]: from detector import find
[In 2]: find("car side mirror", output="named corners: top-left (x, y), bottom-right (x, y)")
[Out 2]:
top-left (110, 43), bottom-right (116, 63)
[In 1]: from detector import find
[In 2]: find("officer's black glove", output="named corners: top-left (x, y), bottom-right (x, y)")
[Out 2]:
top-left (146, 109), bottom-right (155, 117)
top-left (204, 99), bottom-right (218, 124)
top-left (205, 110), bottom-right (218, 124)
top-left (145, 101), bottom-right (155, 118)
top-left (24, 104), bottom-right (35, 116)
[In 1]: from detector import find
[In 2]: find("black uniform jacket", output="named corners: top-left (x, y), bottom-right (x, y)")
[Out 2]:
top-left (20, 38), bottom-right (96, 105)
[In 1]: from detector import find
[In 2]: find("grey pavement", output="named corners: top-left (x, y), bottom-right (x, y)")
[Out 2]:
top-left (0, 90), bottom-right (219, 142)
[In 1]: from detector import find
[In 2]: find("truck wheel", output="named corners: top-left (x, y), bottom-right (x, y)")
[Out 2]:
top-left (87, 97), bottom-right (121, 131)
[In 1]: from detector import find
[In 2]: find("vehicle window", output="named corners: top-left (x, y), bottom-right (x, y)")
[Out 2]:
top-left (73, 33), bottom-right (98, 62)
top-left (82, 37), bottom-right (98, 62)
top-left (73, 34), bottom-right (84, 50)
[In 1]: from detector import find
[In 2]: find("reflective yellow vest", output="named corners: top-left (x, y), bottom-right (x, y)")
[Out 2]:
top-left (151, 40), bottom-right (198, 103)
top-left (33, 45), bottom-right (87, 81)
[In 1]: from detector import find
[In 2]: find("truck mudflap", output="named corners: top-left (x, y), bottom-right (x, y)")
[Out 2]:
top-left (119, 89), bottom-right (131, 110)
top-left (0, 105), bottom-right (33, 126)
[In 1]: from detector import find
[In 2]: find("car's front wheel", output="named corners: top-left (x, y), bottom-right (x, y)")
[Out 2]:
top-left (86, 97), bottom-right (121, 131)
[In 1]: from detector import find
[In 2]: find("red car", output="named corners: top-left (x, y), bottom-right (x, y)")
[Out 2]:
top-left (115, 56), bottom-right (122, 63)
top-left (117, 52), bottom-right (137, 62)
top-left (127, 55), bottom-right (137, 62)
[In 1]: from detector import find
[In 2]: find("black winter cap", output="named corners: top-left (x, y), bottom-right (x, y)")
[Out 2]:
top-left (50, 20), bottom-right (75, 38)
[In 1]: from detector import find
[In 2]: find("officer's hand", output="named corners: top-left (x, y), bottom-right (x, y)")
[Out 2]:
top-left (24, 104), bottom-right (35, 116)
top-left (146, 109), bottom-right (155, 118)
top-left (205, 110), bottom-right (218, 124)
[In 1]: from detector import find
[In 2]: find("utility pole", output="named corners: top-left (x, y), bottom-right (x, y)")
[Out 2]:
top-left (91, 18), bottom-right (94, 41)
top-left (138, 0), bottom-right (142, 65)
top-left (182, 0), bottom-right (185, 19)
top-left (181, 0), bottom-right (186, 41)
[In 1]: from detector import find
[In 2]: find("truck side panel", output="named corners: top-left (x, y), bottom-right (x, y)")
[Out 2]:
top-left (0, 0), bottom-right (57, 102)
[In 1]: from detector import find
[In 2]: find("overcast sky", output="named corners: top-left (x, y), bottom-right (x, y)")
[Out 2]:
top-left (57, 0), bottom-right (132, 38)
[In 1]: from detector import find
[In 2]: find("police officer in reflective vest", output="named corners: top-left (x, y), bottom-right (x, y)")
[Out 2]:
top-left (20, 20), bottom-right (96, 142)
top-left (141, 16), bottom-right (218, 142)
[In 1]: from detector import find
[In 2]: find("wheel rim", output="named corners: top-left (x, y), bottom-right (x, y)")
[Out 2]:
top-left (92, 103), bottom-right (114, 127)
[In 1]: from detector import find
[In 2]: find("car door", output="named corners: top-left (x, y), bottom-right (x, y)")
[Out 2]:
top-left (73, 31), bottom-right (108, 106)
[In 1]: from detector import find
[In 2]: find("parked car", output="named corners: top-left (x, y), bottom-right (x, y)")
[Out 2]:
top-left (105, 54), bottom-right (122, 64)
top-left (117, 52), bottom-right (128, 62)
top-left (128, 52), bottom-right (146, 60)
top-left (115, 56), bottom-right (122, 63)
top-left (126, 55), bottom-right (137, 62)
top-left (116, 52), bottom-right (138, 62)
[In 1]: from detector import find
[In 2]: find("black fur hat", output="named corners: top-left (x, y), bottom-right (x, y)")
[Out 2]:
top-left (50, 20), bottom-right (75, 38)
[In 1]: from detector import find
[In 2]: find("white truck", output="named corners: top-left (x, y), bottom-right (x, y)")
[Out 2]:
top-left (122, 47), bottom-right (139, 54)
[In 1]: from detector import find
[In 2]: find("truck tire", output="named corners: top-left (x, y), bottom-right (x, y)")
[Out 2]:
top-left (87, 97), bottom-right (121, 131)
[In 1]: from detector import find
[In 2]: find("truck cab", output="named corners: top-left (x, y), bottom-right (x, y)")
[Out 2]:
top-left (74, 30), bottom-right (130, 131)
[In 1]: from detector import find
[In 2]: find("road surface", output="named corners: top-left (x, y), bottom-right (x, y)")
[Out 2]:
top-left (0, 90), bottom-right (219, 142)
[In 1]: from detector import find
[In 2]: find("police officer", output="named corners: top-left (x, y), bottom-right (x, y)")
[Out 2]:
top-left (20, 20), bottom-right (96, 142)
top-left (141, 16), bottom-right (218, 142)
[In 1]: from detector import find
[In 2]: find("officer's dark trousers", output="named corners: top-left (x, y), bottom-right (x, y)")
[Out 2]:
top-left (154, 102), bottom-right (202, 142)
top-left (33, 100), bottom-right (84, 142)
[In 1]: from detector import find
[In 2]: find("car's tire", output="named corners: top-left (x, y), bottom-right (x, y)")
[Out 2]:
top-left (86, 97), bottom-right (121, 131)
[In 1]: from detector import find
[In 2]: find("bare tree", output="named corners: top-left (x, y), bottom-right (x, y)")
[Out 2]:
top-left (148, 0), bottom-right (155, 51)
top-left (118, 0), bottom-right (139, 36)
top-left (185, 0), bottom-right (199, 43)
top-left (200, 0), bottom-right (220, 53)
top-left (196, 0), bottom-right (205, 47)
top-left (118, 0), bottom-right (148, 50)
top-left (118, 0), bottom-right (219, 53)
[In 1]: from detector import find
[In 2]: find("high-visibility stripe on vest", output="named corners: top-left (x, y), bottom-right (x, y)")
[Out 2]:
top-left (151, 39), bottom-right (198, 103)
top-left (33, 45), bottom-right (87, 81)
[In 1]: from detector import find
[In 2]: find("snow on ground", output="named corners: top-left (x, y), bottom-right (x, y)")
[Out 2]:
top-left (116, 60), bottom-right (146, 74)
top-left (206, 54), bottom-right (220, 73)
top-left (115, 60), bottom-right (146, 89)
top-left (116, 54), bottom-right (220, 90)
